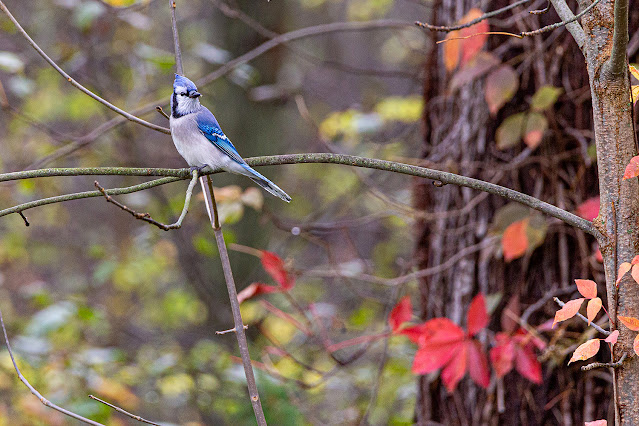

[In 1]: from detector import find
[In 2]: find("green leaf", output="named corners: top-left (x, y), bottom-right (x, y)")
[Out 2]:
top-left (496, 112), bottom-right (525, 150)
top-left (530, 86), bottom-right (562, 111)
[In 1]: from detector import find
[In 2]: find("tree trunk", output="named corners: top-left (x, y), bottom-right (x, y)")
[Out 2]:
top-left (413, 0), bottom-right (639, 423)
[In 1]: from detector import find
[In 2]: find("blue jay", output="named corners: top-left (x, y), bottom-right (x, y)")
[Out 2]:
top-left (170, 74), bottom-right (291, 202)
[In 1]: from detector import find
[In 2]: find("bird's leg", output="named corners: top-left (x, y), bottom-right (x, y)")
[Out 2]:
top-left (189, 165), bottom-right (206, 176)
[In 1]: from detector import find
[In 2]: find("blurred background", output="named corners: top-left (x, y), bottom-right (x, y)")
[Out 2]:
top-left (0, 0), bottom-right (428, 424)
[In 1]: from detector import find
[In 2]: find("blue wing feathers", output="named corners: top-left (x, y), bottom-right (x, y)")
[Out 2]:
top-left (195, 108), bottom-right (245, 165)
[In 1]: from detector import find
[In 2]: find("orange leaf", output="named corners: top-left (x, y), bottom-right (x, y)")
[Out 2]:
top-left (575, 279), bottom-right (597, 299)
top-left (605, 330), bottom-right (619, 345)
top-left (618, 316), bottom-right (639, 331)
top-left (586, 298), bottom-right (602, 325)
top-left (552, 298), bottom-right (584, 327)
top-left (502, 219), bottom-right (529, 261)
top-left (634, 334), bottom-right (639, 357)
top-left (632, 264), bottom-right (639, 285)
top-left (458, 9), bottom-right (489, 65)
top-left (632, 255), bottom-right (639, 265)
top-left (623, 156), bottom-right (639, 180)
top-left (568, 338), bottom-right (600, 364)
top-left (617, 262), bottom-right (631, 286)
top-left (585, 420), bottom-right (607, 426)
top-left (443, 31), bottom-right (461, 71)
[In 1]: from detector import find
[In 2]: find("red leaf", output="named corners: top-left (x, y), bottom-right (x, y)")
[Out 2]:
top-left (623, 156), bottom-right (639, 180)
top-left (458, 9), bottom-right (489, 65)
top-left (576, 196), bottom-right (600, 221)
top-left (412, 335), bottom-right (464, 375)
top-left (441, 342), bottom-right (468, 392)
top-left (586, 298), bottom-right (602, 325)
top-left (490, 333), bottom-right (515, 378)
top-left (568, 338), bottom-right (600, 364)
top-left (467, 293), bottom-right (489, 336)
top-left (237, 283), bottom-right (280, 304)
top-left (467, 340), bottom-right (490, 388)
top-left (575, 279), bottom-right (597, 299)
top-left (605, 330), bottom-right (619, 345)
top-left (618, 316), bottom-right (639, 331)
top-left (634, 334), bottom-right (639, 357)
top-left (502, 219), bottom-right (529, 261)
top-left (632, 255), bottom-right (639, 265)
top-left (552, 298), bottom-right (584, 327)
top-left (585, 421), bottom-right (607, 426)
top-left (389, 296), bottom-right (412, 333)
top-left (401, 318), bottom-right (456, 344)
top-left (617, 262), bottom-right (631, 286)
top-left (261, 251), bottom-right (294, 290)
top-left (515, 346), bottom-right (542, 384)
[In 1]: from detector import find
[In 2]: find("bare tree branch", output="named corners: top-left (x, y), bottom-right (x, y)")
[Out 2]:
top-left (0, 153), bottom-right (600, 239)
top-left (582, 353), bottom-right (628, 371)
top-left (548, 0), bottom-right (586, 51)
top-left (201, 176), bottom-right (267, 426)
top-left (88, 395), bottom-right (161, 426)
top-left (0, 307), bottom-right (104, 426)
top-left (0, 1), bottom-right (171, 135)
top-left (605, 0), bottom-right (629, 76)
top-left (520, 0), bottom-right (603, 38)
top-left (94, 170), bottom-right (199, 231)
top-left (415, 0), bottom-right (533, 32)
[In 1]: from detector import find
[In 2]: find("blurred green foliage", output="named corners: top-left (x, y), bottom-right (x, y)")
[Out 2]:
top-left (0, 0), bottom-right (427, 423)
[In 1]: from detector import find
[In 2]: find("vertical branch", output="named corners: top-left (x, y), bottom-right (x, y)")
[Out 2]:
top-left (605, 0), bottom-right (629, 76)
top-left (168, 2), bottom-right (266, 424)
top-left (203, 176), bottom-right (267, 425)
top-left (170, 0), bottom-right (183, 76)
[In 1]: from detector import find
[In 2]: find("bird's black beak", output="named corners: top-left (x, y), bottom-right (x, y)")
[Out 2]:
top-left (188, 91), bottom-right (201, 98)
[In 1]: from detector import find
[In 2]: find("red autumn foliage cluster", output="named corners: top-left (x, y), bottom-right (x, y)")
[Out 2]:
top-left (389, 294), bottom-right (544, 391)
top-left (237, 251), bottom-right (295, 304)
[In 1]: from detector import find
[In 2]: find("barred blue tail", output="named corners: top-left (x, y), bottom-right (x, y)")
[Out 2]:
top-left (241, 164), bottom-right (291, 202)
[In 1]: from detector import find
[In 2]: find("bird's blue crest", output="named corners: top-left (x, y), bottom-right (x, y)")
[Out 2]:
top-left (173, 74), bottom-right (198, 92)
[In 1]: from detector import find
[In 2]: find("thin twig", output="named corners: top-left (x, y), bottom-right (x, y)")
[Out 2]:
top-left (18, 211), bottom-right (29, 227)
top-left (520, 0), bottom-right (603, 37)
top-left (216, 325), bottom-right (249, 335)
top-left (88, 395), bottom-right (161, 426)
top-left (94, 170), bottom-right (198, 231)
top-left (415, 0), bottom-right (532, 32)
top-left (156, 106), bottom-right (170, 120)
top-left (0, 307), bottom-right (104, 425)
top-left (581, 353), bottom-right (628, 371)
top-left (202, 175), bottom-right (267, 425)
top-left (0, 153), bottom-right (600, 239)
top-left (170, 0), bottom-right (183, 76)
top-left (554, 297), bottom-right (611, 336)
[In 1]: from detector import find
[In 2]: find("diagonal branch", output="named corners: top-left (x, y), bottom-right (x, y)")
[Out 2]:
top-left (0, 1), bottom-right (170, 135)
top-left (88, 395), bottom-right (160, 426)
top-left (94, 170), bottom-right (199, 231)
top-left (548, 0), bottom-right (586, 51)
top-left (0, 306), bottom-right (105, 426)
top-left (415, 0), bottom-right (533, 32)
top-left (519, 0), bottom-right (604, 38)
top-left (0, 153), bottom-right (600, 239)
